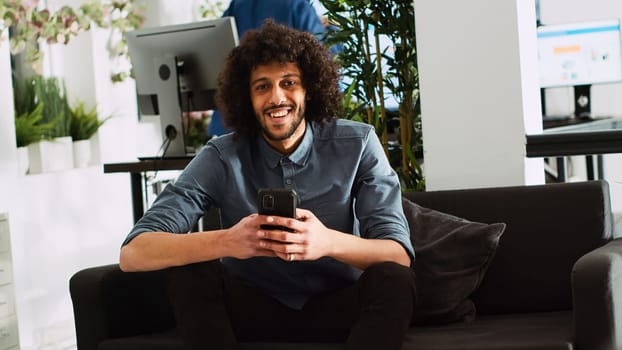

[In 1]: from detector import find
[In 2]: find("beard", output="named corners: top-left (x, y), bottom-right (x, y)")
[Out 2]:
top-left (259, 102), bottom-right (306, 141)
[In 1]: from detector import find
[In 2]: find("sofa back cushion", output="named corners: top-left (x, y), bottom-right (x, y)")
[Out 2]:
top-left (403, 180), bottom-right (613, 315)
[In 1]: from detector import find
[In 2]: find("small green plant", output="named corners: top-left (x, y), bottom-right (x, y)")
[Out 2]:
top-left (14, 104), bottom-right (55, 147)
top-left (13, 75), bottom-right (72, 140)
top-left (13, 74), bottom-right (37, 119)
top-left (32, 76), bottom-right (72, 138)
top-left (69, 101), bottom-right (110, 141)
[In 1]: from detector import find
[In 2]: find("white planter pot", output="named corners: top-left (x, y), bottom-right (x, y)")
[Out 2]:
top-left (89, 132), bottom-right (102, 165)
top-left (28, 136), bottom-right (74, 174)
top-left (72, 140), bottom-right (92, 168)
top-left (16, 147), bottom-right (29, 175)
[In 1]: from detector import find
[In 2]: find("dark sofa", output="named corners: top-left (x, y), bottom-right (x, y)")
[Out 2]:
top-left (70, 180), bottom-right (622, 350)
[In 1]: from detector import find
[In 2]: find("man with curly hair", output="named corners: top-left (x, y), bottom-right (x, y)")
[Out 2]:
top-left (208, 0), bottom-right (338, 136)
top-left (120, 21), bottom-right (416, 349)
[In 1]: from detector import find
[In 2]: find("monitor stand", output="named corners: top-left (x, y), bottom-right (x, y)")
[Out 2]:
top-left (152, 56), bottom-right (188, 157)
top-left (541, 84), bottom-right (594, 123)
top-left (573, 84), bottom-right (593, 120)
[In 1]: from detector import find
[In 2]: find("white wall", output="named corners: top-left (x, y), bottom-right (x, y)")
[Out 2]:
top-left (1, 11), bottom-right (135, 350)
top-left (416, 0), bottom-right (622, 215)
top-left (415, 0), bottom-right (545, 190)
top-left (0, 29), bottom-right (18, 214)
top-left (136, 0), bottom-right (210, 28)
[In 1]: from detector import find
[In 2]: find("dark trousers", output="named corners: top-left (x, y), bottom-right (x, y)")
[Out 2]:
top-left (166, 260), bottom-right (416, 350)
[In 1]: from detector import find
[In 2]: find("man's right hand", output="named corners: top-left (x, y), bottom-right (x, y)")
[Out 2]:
top-left (120, 213), bottom-right (276, 272)
top-left (222, 213), bottom-right (278, 259)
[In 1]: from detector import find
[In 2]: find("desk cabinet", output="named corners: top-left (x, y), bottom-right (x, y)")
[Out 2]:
top-left (0, 214), bottom-right (19, 349)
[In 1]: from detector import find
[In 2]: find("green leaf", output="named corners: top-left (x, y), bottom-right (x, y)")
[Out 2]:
top-left (14, 104), bottom-right (55, 147)
top-left (318, 0), bottom-right (424, 190)
top-left (69, 101), bottom-right (110, 141)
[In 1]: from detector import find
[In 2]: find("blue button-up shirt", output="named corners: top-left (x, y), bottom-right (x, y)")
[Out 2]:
top-left (125, 119), bottom-right (414, 309)
top-left (223, 0), bottom-right (327, 41)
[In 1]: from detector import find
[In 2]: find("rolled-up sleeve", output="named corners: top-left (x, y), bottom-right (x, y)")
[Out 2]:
top-left (354, 128), bottom-right (415, 262)
top-left (122, 145), bottom-right (226, 246)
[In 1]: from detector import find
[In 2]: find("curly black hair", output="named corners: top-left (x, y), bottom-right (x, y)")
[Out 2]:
top-left (215, 20), bottom-right (343, 137)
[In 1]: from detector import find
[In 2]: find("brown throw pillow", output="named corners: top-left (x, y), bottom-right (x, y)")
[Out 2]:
top-left (402, 197), bottom-right (506, 325)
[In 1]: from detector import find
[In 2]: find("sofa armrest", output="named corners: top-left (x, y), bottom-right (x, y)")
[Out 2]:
top-left (572, 238), bottom-right (622, 350)
top-left (69, 264), bottom-right (175, 350)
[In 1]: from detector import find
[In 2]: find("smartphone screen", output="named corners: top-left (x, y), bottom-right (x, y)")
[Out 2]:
top-left (258, 188), bottom-right (297, 231)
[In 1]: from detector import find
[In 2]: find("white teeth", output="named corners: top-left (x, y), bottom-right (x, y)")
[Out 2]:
top-left (269, 110), bottom-right (288, 117)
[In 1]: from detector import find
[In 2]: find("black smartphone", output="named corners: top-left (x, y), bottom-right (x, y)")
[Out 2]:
top-left (258, 188), bottom-right (297, 231)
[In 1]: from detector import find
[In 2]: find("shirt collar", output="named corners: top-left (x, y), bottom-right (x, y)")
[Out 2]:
top-left (258, 122), bottom-right (314, 168)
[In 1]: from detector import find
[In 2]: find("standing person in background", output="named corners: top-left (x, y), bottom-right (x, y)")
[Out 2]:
top-left (223, 0), bottom-right (327, 39)
top-left (208, 0), bottom-right (333, 137)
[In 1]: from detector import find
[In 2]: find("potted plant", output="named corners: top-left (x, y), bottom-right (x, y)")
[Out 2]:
top-left (13, 103), bottom-right (54, 174)
top-left (69, 101), bottom-right (110, 167)
top-left (319, 0), bottom-right (424, 191)
top-left (13, 75), bottom-right (74, 173)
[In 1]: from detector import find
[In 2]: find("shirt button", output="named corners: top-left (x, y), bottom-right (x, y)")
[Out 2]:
top-left (285, 179), bottom-right (292, 185)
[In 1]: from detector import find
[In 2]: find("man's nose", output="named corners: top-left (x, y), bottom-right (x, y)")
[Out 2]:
top-left (270, 86), bottom-right (287, 105)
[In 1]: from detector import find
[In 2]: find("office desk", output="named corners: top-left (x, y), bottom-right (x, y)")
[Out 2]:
top-left (526, 117), bottom-right (622, 181)
top-left (104, 157), bottom-right (193, 223)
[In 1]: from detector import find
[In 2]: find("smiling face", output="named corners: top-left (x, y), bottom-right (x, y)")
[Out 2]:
top-left (250, 61), bottom-right (307, 154)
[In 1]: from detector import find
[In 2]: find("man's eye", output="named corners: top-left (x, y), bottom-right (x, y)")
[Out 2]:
top-left (255, 84), bottom-right (269, 91)
top-left (283, 80), bottom-right (296, 87)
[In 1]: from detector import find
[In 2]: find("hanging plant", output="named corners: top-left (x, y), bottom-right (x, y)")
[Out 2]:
top-left (0, 0), bottom-right (145, 82)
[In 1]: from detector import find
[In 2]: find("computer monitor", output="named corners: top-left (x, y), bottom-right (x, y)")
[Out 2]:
top-left (126, 17), bottom-right (239, 157)
top-left (537, 18), bottom-right (622, 119)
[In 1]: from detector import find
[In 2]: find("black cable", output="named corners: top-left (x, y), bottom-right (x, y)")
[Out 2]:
top-left (156, 133), bottom-right (173, 158)
top-left (149, 134), bottom-right (173, 181)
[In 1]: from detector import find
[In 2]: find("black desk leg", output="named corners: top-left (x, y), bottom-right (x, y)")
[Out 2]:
top-left (586, 155), bottom-right (605, 180)
top-left (597, 155), bottom-right (604, 180)
top-left (586, 155), bottom-right (595, 180)
top-left (130, 172), bottom-right (145, 224)
top-left (556, 157), bottom-right (566, 182)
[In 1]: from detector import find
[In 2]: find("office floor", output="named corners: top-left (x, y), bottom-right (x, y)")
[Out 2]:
top-left (32, 319), bottom-right (76, 350)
